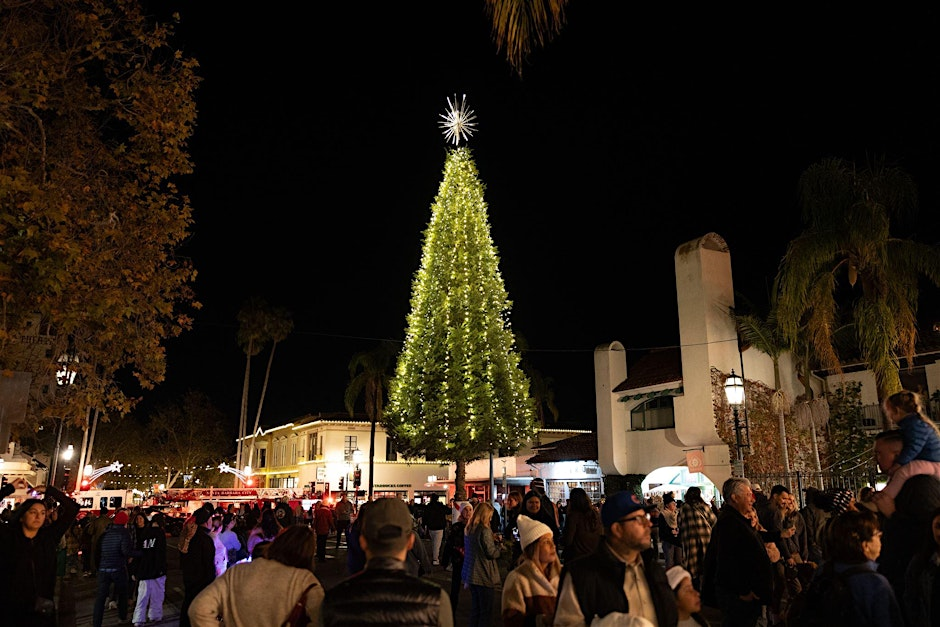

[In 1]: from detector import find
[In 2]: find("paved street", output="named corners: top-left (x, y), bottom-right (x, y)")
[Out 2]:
top-left (57, 533), bottom-right (724, 626)
top-left (57, 533), bottom-right (500, 627)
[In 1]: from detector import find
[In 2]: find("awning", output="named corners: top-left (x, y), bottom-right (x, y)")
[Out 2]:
top-left (618, 386), bottom-right (683, 402)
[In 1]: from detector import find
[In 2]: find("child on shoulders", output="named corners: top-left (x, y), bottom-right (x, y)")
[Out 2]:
top-left (871, 390), bottom-right (940, 517)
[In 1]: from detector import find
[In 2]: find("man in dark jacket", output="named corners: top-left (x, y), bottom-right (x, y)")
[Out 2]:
top-left (179, 507), bottom-right (216, 627)
top-left (132, 512), bottom-right (168, 625)
top-left (93, 510), bottom-right (140, 627)
top-left (554, 490), bottom-right (678, 627)
top-left (423, 494), bottom-right (449, 565)
top-left (0, 480), bottom-right (80, 627)
top-left (706, 477), bottom-right (775, 627)
top-left (323, 497), bottom-right (453, 626)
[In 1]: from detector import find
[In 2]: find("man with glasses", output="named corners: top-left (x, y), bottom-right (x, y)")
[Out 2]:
top-left (553, 491), bottom-right (678, 626)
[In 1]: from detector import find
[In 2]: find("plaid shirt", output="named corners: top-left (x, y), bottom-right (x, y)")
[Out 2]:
top-left (677, 501), bottom-right (717, 579)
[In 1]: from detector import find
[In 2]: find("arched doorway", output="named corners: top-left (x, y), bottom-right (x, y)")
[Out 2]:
top-left (641, 466), bottom-right (720, 504)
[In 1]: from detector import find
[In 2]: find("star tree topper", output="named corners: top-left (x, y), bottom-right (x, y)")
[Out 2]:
top-left (439, 93), bottom-right (478, 146)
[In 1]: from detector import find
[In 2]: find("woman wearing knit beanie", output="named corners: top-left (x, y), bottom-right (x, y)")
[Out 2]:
top-left (501, 515), bottom-right (561, 627)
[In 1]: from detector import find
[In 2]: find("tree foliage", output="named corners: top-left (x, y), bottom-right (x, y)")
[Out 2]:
top-left (234, 298), bottom-right (292, 474)
top-left (386, 147), bottom-right (538, 499)
top-left (484, 0), bottom-right (569, 76)
top-left (733, 298), bottom-right (792, 471)
top-left (822, 382), bottom-right (872, 473)
top-left (0, 0), bottom-right (200, 428)
top-left (345, 340), bottom-right (398, 500)
top-left (775, 157), bottom-right (940, 401)
top-left (344, 340), bottom-right (397, 421)
top-left (145, 389), bottom-right (231, 488)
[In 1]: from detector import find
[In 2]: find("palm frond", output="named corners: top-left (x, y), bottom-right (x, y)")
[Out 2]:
top-left (484, 0), bottom-right (568, 76)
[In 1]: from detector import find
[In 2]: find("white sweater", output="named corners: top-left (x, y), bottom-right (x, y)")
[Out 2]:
top-left (501, 559), bottom-right (560, 627)
top-left (188, 557), bottom-right (325, 627)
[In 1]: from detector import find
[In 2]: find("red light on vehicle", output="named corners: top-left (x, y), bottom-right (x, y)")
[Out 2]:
top-left (245, 478), bottom-right (254, 487)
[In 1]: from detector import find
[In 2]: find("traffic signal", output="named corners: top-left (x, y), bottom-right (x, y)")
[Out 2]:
top-left (1, 475), bottom-right (7, 490)
top-left (353, 468), bottom-right (361, 488)
top-left (338, 476), bottom-right (345, 490)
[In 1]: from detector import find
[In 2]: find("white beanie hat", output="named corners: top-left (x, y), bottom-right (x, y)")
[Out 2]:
top-left (665, 565), bottom-right (692, 591)
top-left (516, 514), bottom-right (552, 550)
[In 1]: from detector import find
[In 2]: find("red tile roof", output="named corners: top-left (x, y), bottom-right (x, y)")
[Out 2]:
top-left (612, 347), bottom-right (682, 393)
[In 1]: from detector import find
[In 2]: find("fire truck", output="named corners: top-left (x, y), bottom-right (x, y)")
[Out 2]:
top-left (158, 487), bottom-right (300, 513)
top-left (74, 488), bottom-right (137, 514)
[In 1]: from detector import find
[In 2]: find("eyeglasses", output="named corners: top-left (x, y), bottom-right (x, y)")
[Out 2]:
top-left (617, 512), bottom-right (651, 525)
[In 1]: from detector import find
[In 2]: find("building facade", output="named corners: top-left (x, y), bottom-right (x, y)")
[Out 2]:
top-left (240, 413), bottom-right (594, 503)
top-left (595, 232), bottom-right (940, 496)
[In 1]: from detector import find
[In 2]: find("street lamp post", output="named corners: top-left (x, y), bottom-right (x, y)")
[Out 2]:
top-left (49, 354), bottom-right (78, 487)
top-left (61, 444), bottom-right (74, 489)
top-left (724, 369), bottom-right (747, 477)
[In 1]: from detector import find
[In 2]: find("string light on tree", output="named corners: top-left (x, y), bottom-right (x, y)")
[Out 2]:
top-left (438, 94), bottom-right (477, 146)
top-left (388, 96), bottom-right (537, 500)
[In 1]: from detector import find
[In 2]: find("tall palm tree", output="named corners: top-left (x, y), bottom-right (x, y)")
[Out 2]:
top-left (246, 306), bottom-right (293, 470)
top-left (732, 296), bottom-right (792, 473)
top-left (484, 0), bottom-right (569, 76)
top-left (235, 297), bottom-right (270, 480)
top-left (775, 157), bottom-right (940, 416)
top-left (344, 340), bottom-right (399, 500)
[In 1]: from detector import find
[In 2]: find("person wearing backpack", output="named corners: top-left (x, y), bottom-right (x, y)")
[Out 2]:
top-left (798, 509), bottom-right (904, 627)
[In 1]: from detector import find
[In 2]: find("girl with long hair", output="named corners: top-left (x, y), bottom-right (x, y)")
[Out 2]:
top-left (561, 487), bottom-right (601, 563)
top-left (462, 501), bottom-right (502, 627)
top-left (501, 515), bottom-right (561, 626)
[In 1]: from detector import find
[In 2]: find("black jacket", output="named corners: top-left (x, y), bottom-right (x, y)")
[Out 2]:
top-left (181, 526), bottom-right (216, 590)
top-left (97, 523), bottom-right (139, 571)
top-left (709, 506), bottom-right (774, 602)
top-left (323, 556), bottom-right (446, 626)
top-left (0, 486), bottom-right (80, 624)
top-left (134, 523), bottom-right (167, 580)
top-left (560, 537), bottom-right (678, 627)
top-left (422, 500), bottom-right (449, 531)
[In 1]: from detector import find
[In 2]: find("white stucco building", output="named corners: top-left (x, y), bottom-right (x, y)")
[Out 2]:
top-left (595, 232), bottom-right (940, 494)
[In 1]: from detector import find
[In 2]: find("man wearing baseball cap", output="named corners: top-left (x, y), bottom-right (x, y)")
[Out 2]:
top-left (554, 491), bottom-right (677, 627)
top-left (322, 498), bottom-right (453, 626)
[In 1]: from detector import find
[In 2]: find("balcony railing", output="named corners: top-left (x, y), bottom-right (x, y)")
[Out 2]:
top-left (859, 399), bottom-right (940, 431)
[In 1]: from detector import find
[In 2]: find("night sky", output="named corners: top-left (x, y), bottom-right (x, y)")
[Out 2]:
top-left (145, 3), bottom-right (940, 432)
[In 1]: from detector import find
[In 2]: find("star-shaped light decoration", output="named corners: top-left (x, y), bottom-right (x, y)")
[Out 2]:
top-left (438, 93), bottom-right (478, 146)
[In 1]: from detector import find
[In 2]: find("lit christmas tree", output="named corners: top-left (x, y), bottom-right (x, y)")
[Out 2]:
top-left (386, 95), bottom-right (538, 500)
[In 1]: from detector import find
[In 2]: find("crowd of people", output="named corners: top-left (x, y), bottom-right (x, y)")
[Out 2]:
top-left (2, 389), bottom-right (940, 626)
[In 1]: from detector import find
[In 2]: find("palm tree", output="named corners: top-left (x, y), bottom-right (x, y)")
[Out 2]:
top-left (344, 340), bottom-right (399, 500)
top-left (484, 0), bottom-right (569, 76)
top-left (235, 297), bottom-right (270, 480)
top-left (246, 306), bottom-right (293, 470)
top-left (775, 157), bottom-right (940, 419)
top-left (732, 297), bottom-right (792, 473)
